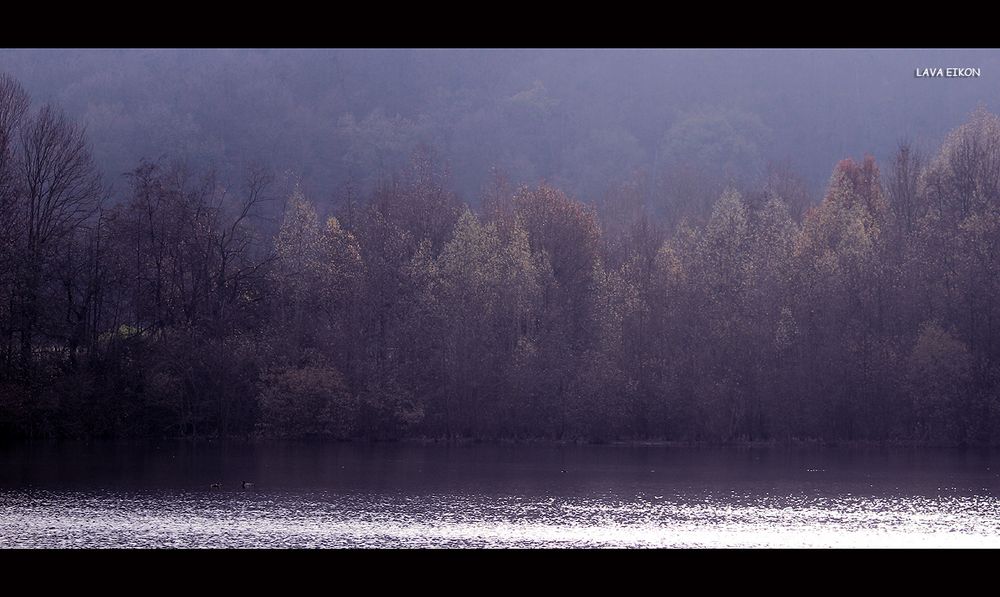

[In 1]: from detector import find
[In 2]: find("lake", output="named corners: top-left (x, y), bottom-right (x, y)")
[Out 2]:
top-left (1, 441), bottom-right (998, 548)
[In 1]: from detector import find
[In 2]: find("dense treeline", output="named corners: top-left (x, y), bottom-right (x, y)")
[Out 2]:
top-left (2, 73), bottom-right (1000, 444)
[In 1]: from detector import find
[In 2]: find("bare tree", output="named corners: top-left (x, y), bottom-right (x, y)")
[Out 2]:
top-left (0, 75), bottom-right (30, 373)
top-left (209, 162), bottom-right (275, 335)
top-left (14, 104), bottom-right (103, 369)
top-left (19, 105), bottom-right (103, 254)
top-left (0, 73), bottom-right (30, 199)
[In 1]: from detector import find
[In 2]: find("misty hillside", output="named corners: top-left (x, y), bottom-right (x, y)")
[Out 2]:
top-left (2, 49), bottom-right (998, 209)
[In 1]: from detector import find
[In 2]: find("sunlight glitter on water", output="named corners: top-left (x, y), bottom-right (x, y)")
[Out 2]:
top-left (1, 491), bottom-right (998, 548)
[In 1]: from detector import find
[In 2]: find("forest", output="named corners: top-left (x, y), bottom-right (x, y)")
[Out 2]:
top-left (1, 68), bottom-right (1000, 445)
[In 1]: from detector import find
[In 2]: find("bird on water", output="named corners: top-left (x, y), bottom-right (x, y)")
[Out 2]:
top-left (210, 483), bottom-right (222, 489)
top-left (242, 481), bottom-right (255, 489)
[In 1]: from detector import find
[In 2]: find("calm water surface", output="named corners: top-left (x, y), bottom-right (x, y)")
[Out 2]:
top-left (1, 442), bottom-right (999, 548)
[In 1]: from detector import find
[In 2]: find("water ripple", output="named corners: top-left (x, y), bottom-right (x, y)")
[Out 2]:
top-left (1, 490), bottom-right (998, 548)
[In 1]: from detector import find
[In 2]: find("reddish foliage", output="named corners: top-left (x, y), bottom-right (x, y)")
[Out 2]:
top-left (513, 183), bottom-right (600, 290)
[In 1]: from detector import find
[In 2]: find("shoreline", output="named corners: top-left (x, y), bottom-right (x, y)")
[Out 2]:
top-left (0, 435), bottom-right (994, 449)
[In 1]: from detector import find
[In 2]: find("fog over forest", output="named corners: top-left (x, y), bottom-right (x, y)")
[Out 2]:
top-left (2, 49), bottom-right (998, 208)
top-left (2, 48), bottom-right (1000, 445)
